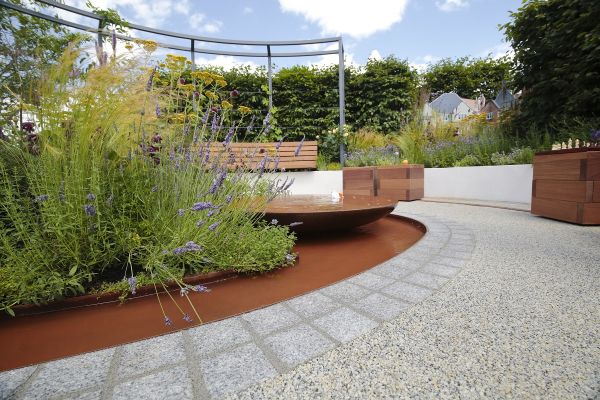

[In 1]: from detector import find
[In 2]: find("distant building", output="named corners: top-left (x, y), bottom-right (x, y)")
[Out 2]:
top-left (481, 85), bottom-right (517, 122)
top-left (423, 92), bottom-right (485, 122)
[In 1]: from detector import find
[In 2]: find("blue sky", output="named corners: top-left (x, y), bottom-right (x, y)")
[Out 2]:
top-left (57, 0), bottom-right (521, 71)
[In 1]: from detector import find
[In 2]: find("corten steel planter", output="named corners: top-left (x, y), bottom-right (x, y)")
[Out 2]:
top-left (376, 165), bottom-right (424, 201)
top-left (531, 148), bottom-right (600, 225)
top-left (343, 166), bottom-right (377, 196)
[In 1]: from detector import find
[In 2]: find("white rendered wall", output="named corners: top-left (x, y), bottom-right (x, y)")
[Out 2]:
top-left (275, 164), bottom-right (533, 204)
top-left (264, 171), bottom-right (343, 194)
top-left (423, 164), bottom-right (533, 204)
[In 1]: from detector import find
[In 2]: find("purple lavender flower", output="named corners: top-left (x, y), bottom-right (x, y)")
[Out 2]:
top-left (223, 125), bottom-right (235, 147)
top-left (196, 220), bottom-right (204, 227)
top-left (207, 210), bottom-right (218, 217)
top-left (151, 186), bottom-right (158, 193)
top-left (127, 276), bottom-right (137, 295)
top-left (271, 219), bottom-right (278, 225)
top-left (246, 116), bottom-right (255, 134)
top-left (34, 194), bottom-right (49, 203)
top-left (191, 201), bottom-right (214, 211)
top-left (211, 113), bottom-right (219, 135)
top-left (183, 314), bottom-right (193, 323)
top-left (164, 316), bottom-right (173, 326)
top-left (275, 136), bottom-right (286, 150)
top-left (146, 67), bottom-right (157, 91)
top-left (201, 107), bottom-right (211, 124)
top-left (209, 222), bottom-right (220, 231)
top-left (86, 193), bottom-right (96, 201)
top-left (192, 285), bottom-right (210, 293)
top-left (294, 136), bottom-right (305, 157)
top-left (184, 241), bottom-right (203, 251)
top-left (106, 194), bottom-right (113, 206)
top-left (209, 171), bottom-right (227, 194)
top-left (84, 204), bottom-right (96, 217)
top-left (273, 157), bottom-right (280, 170)
top-left (155, 104), bottom-right (161, 117)
top-left (68, 68), bottom-right (81, 79)
top-left (225, 195), bottom-right (233, 203)
top-left (289, 222), bottom-right (303, 227)
top-left (286, 253), bottom-right (295, 262)
top-left (178, 208), bottom-right (186, 216)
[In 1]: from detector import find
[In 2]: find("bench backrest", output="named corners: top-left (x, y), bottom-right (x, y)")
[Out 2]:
top-left (204, 141), bottom-right (317, 170)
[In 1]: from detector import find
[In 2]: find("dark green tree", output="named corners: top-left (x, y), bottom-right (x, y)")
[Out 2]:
top-left (347, 56), bottom-right (418, 133)
top-left (423, 56), bottom-right (513, 100)
top-left (502, 0), bottom-right (600, 130)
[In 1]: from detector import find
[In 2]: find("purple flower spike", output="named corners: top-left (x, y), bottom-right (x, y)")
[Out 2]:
top-left (209, 222), bottom-right (220, 231)
top-left (146, 67), bottom-right (157, 91)
top-left (223, 124), bottom-right (235, 147)
top-left (294, 136), bottom-right (305, 157)
top-left (151, 186), bottom-right (158, 193)
top-left (192, 285), bottom-right (210, 293)
top-left (34, 194), bottom-right (49, 203)
top-left (178, 209), bottom-right (186, 216)
top-left (164, 316), bottom-right (173, 326)
top-left (84, 204), bottom-right (96, 217)
top-left (191, 201), bottom-right (214, 211)
top-left (196, 220), bottom-right (204, 228)
top-left (87, 193), bottom-right (96, 201)
top-left (183, 314), bottom-right (193, 323)
top-left (155, 104), bottom-right (161, 117)
top-left (226, 195), bottom-right (233, 203)
top-left (286, 253), bottom-right (295, 262)
top-left (127, 276), bottom-right (137, 295)
top-left (184, 241), bottom-right (203, 251)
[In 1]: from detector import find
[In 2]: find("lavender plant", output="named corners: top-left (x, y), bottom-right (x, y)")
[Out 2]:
top-left (0, 44), bottom-right (296, 319)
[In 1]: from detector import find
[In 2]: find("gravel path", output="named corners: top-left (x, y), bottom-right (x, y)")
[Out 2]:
top-left (2, 202), bottom-right (599, 399)
top-left (231, 202), bottom-right (600, 399)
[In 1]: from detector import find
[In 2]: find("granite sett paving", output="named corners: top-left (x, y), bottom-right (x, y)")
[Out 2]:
top-left (2, 201), bottom-right (599, 399)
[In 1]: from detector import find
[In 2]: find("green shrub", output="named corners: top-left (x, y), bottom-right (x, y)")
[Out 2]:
top-left (0, 46), bottom-right (296, 316)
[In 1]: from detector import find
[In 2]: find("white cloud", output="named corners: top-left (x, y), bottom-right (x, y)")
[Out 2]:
top-left (436, 0), bottom-right (469, 12)
top-left (194, 55), bottom-right (260, 71)
top-left (308, 43), bottom-right (356, 69)
top-left (243, 6), bottom-right (253, 14)
top-left (368, 49), bottom-right (382, 61)
top-left (189, 13), bottom-right (223, 34)
top-left (278, 0), bottom-right (409, 39)
top-left (479, 42), bottom-right (514, 60)
top-left (409, 54), bottom-right (440, 72)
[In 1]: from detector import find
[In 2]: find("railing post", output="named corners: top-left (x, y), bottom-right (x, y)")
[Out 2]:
top-left (338, 38), bottom-right (346, 166)
top-left (191, 39), bottom-right (195, 71)
top-left (267, 45), bottom-right (273, 113)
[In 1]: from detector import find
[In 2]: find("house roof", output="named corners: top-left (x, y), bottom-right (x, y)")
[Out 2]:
top-left (429, 92), bottom-right (464, 114)
top-left (461, 98), bottom-right (479, 112)
top-left (495, 88), bottom-right (515, 109)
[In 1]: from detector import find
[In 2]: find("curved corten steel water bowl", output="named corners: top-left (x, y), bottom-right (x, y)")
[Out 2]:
top-left (264, 194), bottom-right (397, 234)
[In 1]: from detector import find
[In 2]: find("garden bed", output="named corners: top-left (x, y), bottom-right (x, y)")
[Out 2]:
top-left (0, 215), bottom-right (424, 371)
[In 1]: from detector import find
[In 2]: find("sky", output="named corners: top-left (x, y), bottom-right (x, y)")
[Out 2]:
top-left (51, 0), bottom-right (522, 71)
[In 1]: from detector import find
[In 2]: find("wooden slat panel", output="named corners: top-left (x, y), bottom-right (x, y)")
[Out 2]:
top-left (587, 152), bottom-right (600, 180)
top-left (582, 203), bottom-right (600, 224)
top-left (533, 151), bottom-right (587, 163)
top-left (343, 167), bottom-right (376, 196)
top-left (534, 180), bottom-right (593, 202)
top-left (533, 159), bottom-right (585, 180)
top-left (594, 181), bottom-right (600, 202)
top-left (531, 197), bottom-right (580, 223)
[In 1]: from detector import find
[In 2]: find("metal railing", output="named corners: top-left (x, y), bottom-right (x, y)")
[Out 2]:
top-left (0, 0), bottom-right (347, 163)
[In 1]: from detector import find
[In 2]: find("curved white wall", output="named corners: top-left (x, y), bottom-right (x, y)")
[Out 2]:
top-left (274, 164), bottom-right (533, 205)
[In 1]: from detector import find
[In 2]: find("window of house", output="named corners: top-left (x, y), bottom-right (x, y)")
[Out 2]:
top-left (486, 112), bottom-right (494, 120)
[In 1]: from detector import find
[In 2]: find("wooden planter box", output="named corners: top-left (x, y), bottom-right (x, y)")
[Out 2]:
top-left (377, 165), bottom-right (424, 201)
top-left (531, 148), bottom-right (600, 225)
top-left (343, 167), bottom-right (377, 196)
top-left (342, 165), bottom-right (424, 201)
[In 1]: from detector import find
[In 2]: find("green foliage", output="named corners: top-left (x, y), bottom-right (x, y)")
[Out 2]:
top-left (0, 48), bottom-right (296, 315)
top-left (85, 1), bottom-right (129, 33)
top-left (347, 56), bottom-right (418, 133)
top-left (423, 56), bottom-right (513, 100)
top-left (345, 146), bottom-right (400, 167)
top-left (0, 0), bottom-right (89, 126)
top-left (502, 0), bottom-right (600, 130)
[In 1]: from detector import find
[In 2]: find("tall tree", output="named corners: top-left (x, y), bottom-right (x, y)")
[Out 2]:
top-left (502, 0), bottom-right (600, 129)
top-left (423, 56), bottom-right (513, 100)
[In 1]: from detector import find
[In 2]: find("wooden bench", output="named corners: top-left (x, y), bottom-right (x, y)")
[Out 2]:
top-left (203, 141), bottom-right (318, 170)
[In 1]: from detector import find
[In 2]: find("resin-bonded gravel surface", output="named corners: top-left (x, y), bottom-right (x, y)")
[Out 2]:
top-left (2, 202), bottom-right (599, 399)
